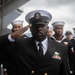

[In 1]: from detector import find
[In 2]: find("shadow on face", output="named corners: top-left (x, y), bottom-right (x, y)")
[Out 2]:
top-left (30, 24), bottom-right (48, 42)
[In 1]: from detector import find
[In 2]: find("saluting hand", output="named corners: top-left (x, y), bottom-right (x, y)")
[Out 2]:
top-left (11, 24), bottom-right (31, 39)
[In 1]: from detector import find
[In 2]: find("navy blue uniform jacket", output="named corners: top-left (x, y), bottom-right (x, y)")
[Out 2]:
top-left (0, 35), bottom-right (70, 75)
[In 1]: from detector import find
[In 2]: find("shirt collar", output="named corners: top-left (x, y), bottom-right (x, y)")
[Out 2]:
top-left (35, 37), bottom-right (48, 48)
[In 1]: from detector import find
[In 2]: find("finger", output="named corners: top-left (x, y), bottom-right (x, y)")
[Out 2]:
top-left (26, 24), bottom-right (32, 28)
top-left (29, 24), bottom-right (32, 27)
top-left (23, 24), bottom-right (32, 30)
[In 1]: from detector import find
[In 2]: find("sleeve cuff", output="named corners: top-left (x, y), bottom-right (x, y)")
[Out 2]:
top-left (8, 34), bottom-right (15, 42)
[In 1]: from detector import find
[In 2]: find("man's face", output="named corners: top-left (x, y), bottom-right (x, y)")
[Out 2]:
top-left (66, 34), bottom-right (72, 40)
top-left (12, 24), bottom-right (23, 32)
top-left (47, 30), bottom-right (53, 37)
top-left (30, 24), bottom-right (48, 42)
top-left (54, 25), bottom-right (63, 36)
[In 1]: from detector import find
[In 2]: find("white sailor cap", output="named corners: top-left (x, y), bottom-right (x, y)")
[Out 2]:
top-left (11, 20), bottom-right (24, 25)
top-left (48, 27), bottom-right (53, 31)
top-left (52, 21), bottom-right (65, 27)
top-left (25, 10), bottom-right (52, 25)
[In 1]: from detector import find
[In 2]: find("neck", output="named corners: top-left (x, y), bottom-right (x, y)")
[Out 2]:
top-left (54, 35), bottom-right (63, 40)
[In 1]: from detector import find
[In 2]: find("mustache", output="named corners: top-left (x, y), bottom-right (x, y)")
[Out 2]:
top-left (37, 31), bottom-right (43, 35)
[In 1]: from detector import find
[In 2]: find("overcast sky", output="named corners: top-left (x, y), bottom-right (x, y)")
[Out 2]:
top-left (13, 0), bottom-right (75, 34)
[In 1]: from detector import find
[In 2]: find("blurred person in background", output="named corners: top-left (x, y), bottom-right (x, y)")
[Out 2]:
top-left (65, 31), bottom-right (75, 75)
top-left (51, 21), bottom-right (73, 75)
top-left (47, 27), bottom-right (54, 37)
top-left (2, 20), bottom-right (29, 75)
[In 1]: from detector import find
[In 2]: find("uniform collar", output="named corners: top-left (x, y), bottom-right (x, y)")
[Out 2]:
top-left (51, 35), bottom-right (66, 43)
top-left (35, 37), bottom-right (48, 47)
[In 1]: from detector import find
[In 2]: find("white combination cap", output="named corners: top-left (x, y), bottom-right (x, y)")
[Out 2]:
top-left (52, 21), bottom-right (65, 27)
top-left (11, 20), bottom-right (24, 25)
top-left (48, 27), bottom-right (53, 31)
top-left (25, 10), bottom-right (52, 24)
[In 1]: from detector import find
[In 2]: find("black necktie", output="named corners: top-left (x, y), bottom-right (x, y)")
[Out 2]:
top-left (38, 42), bottom-right (43, 57)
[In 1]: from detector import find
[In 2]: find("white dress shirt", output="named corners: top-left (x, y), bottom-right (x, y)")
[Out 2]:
top-left (35, 37), bottom-right (48, 55)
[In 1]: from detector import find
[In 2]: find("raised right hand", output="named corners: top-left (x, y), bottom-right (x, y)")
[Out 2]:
top-left (11, 24), bottom-right (31, 39)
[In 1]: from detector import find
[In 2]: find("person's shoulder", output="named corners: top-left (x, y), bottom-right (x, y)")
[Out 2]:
top-left (50, 37), bottom-right (61, 45)
top-left (50, 37), bottom-right (67, 50)
top-left (15, 37), bottom-right (32, 44)
top-left (0, 33), bottom-right (9, 39)
top-left (62, 38), bottom-right (72, 45)
top-left (70, 38), bottom-right (75, 42)
top-left (63, 38), bottom-right (69, 42)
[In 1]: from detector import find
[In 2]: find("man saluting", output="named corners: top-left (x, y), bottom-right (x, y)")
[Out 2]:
top-left (0, 10), bottom-right (70, 75)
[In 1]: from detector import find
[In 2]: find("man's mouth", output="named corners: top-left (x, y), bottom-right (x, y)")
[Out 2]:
top-left (37, 32), bottom-right (43, 36)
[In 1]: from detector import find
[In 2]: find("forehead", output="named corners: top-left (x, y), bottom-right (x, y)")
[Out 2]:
top-left (13, 24), bottom-right (22, 27)
top-left (54, 25), bottom-right (63, 28)
top-left (48, 30), bottom-right (53, 32)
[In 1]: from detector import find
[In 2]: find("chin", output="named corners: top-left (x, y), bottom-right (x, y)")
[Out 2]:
top-left (36, 36), bottom-right (46, 41)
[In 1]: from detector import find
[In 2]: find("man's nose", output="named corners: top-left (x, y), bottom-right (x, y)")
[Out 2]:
top-left (38, 26), bottom-right (42, 30)
top-left (16, 27), bottom-right (20, 30)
